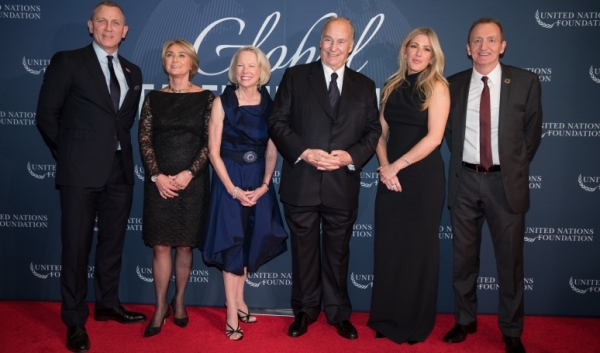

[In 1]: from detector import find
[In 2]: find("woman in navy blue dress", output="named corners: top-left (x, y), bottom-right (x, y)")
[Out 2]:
top-left (203, 46), bottom-right (287, 341)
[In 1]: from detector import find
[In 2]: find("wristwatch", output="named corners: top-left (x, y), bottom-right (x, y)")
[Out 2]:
top-left (151, 174), bottom-right (159, 182)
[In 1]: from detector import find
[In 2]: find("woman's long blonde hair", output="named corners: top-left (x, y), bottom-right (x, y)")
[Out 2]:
top-left (381, 27), bottom-right (448, 110)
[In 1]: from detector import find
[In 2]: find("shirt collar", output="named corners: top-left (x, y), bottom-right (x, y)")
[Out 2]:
top-left (322, 61), bottom-right (346, 78)
top-left (471, 62), bottom-right (502, 86)
top-left (92, 41), bottom-right (119, 63)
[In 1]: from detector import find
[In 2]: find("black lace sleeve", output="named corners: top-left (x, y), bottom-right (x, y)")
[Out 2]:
top-left (188, 91), bottom-right (214, 176)
top-left (138, 94), bottom-right (160, 177)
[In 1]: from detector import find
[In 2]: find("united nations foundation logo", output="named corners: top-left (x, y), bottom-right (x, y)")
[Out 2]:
top-left (245, 272), bottom-right (292, 287)
top-left (189, 269), bottom-right (210, 283)
top-left (360, 171), bottom-right (378, 188)
top-left (27, 162), bottom-right (56, 179)
top-left (578, 175), bottom-right (600, 192)
top-left (439, 225), bottom-right (453, 240)
top-left (0, 111), bottom-right (36, 125)
top-left (350, 273), bottom-right (373, 289)
top-left (0, 214), bottom-right (48, 228)
top-left (590, 66), bottom-right (600, 84)
top-left (136, 266), bottom-right (153, 282)
top-left (535, 10), bottom-right (600, 28)
top-left (529, 175), bottom-right (542, 189)
top-left (127, 217), bottom-right (143, 231)
top-left (271, 170), bottom-right (280, 185)
top-left (541, 122), bottom-right (600, 138)
top-left (569, 277), bottom-right (600, 294)
top-left (22, 57), bottom-right (49, 75)
top-left (134, 165), bottom-right (145, 180)
top-left (352, 223), bottom-right (372, 237)
top-left (523, 68), bottom-right (552, 82)
top-left (477, 277), bottom-right (534, 291)
top-left (0, 4), bottom-right (41, 19)
top-left (30, 263), bottom-right (61, 279)
top-left (525, 227), bottom-right (594, 242)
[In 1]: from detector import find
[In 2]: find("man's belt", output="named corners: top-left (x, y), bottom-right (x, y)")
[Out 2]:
top-left (462, 162), bottom-right (501, 173)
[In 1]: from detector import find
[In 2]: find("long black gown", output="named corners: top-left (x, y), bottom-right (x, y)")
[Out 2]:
top-left (367, 73), bottom-right (445, 343)
top-left (139, 90), bottom-right (214, 247)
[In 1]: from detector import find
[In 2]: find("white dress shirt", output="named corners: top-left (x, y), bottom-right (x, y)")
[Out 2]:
top-left (322, 62), bottom-right (345, 94)
top-left (92, 41), bottom-right (129, 109)
top-left (463, 63), bottom-right (502, 165)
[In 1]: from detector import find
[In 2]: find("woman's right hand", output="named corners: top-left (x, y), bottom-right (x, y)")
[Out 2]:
top-left (155, 174), bottom-right (179, 199)
top-left (231, 187), bottom-right (256, 207)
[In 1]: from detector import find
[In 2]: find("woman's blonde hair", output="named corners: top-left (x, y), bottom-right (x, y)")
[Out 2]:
top-left (228, 45), bottom-right (271, 87)
top-left (161, 39), bottom-right (199, 80)
top-left (381, 27), bottom-right (448, 110)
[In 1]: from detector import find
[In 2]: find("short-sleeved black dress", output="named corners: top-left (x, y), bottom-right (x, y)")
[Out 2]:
top-left (139, 90), bottom-right (214, 247)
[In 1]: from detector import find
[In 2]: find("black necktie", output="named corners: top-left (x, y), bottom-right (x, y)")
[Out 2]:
top-left (107, 55), bottom-right (121, 113)
top-left (329, 72), bottom-right (340, 113)
top-left (480, 76), bottom-right (492, 170)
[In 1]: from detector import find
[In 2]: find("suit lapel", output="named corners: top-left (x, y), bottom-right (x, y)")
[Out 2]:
top-left (337, 67), bottom-right (354, 118)
top-left (458, 69), bottom-right (472, 144)
top-left (119, 55), bottom-right (134, 115)
top-left (498, 63), bottom-right (512, 156)
top-left (84, 45), bottom-right (115, 115)
top-left (308, 61), bottom-right (335, 119)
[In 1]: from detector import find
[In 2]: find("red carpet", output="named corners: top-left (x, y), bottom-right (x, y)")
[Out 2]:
top-left (1, 301), bottom-right (599, 352)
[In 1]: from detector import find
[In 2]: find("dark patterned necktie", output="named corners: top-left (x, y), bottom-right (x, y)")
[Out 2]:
top-left (107, 55), bottom-right (121, 113)
top-left (329, 72), bottom-right (340, 113)
top-left (479, 76), bottom-right (492, 170)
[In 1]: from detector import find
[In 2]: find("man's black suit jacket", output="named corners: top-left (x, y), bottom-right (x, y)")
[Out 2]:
top-left (37, 44), bottom-right (143, 188)
top-left (445, 63), bottom-right (543, 214)
top-left (268, 60), bottom-right (381, 211)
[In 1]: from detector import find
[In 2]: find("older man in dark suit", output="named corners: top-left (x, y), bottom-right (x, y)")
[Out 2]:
top-left (36, 2), bottom-right (145, 352)
top-left (269, 17), bottom-right (380, 340)
top-left (443, 18), bottom-right (542, 353)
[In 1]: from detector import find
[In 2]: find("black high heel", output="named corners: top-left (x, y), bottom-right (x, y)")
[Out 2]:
top-left (171, 298), bottom-right (189, 328)
top-left (237, 308), bottom-right (257, 324)
top-left (143, 306), bottom-right (171, 338)
top-left (226, 322), bottom-right (243, 341)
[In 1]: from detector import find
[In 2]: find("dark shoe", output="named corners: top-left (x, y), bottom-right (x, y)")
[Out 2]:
top-left (375, 331), bottom-right (385, 339)
top-left (226, 322), bottom-right (243, 341)
top-left (288, 312), bottom-right (315, 337)
top-left (443, 323), bottom-right (477, 343)
top-left (238, 308), bottom-right (257, 324)
top-left (143, 307), bottom-right (171, 338)
top-left (94, 305), bottom-right (147, 324)
top-left (503, 336), bottom-right (526, 353)
top-left (66, 325), bottom-right (90, 353)
top-left (171, 298), bottom-right (189, 328)
top-left (332, 320), bottom-right (358, 339)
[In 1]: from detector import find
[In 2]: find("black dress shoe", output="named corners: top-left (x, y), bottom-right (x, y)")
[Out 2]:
top-left (332, 320), bottom-right (358, 339)
top-left (143, 307), bottom-right (171, 338)
top-left (288, 312), bottom-right (315, 337)
top-left (375, 331), bottom-right (385, 339)
top-left (443, 323), bottom-right (477, 343)
top-left (66, 325), bottom-right (90, 353)
top-left (503, 335), bottom-right (526, 353)
top-left (171, 298), bottom-right (189, 328)
top-left (94, 305), bottom-right (147, 324)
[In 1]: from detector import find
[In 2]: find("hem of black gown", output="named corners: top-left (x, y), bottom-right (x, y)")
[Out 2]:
top-left (143, 241), bottom-right (200, 248)
top-left (367, 322), bottom-right (430, 345)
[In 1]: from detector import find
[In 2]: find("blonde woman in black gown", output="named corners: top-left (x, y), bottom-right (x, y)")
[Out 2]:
top-left (367, 27), bottom-right (450, 344)
top-left (139, 39), bottom-right (213, 337)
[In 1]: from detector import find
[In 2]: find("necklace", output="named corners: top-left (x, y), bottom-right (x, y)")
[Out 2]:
top-left (168, 82), bottom-right (192, 93)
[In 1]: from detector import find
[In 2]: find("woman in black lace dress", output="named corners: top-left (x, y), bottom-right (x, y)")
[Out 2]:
top-left (367, 28), bottom-right (450, 344)
top-left (138, 39), bottom-right (213, 337)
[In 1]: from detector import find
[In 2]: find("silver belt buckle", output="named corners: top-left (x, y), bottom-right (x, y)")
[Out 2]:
top-left (243, 151), bottom-right (258, 164)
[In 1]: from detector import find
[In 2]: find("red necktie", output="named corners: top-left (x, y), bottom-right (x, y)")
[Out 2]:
top-left (479, 76), bottom-right (492, 170)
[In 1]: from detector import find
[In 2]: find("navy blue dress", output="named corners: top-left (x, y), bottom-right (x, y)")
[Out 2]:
top-left (202, 85), bottom-right (288, 275)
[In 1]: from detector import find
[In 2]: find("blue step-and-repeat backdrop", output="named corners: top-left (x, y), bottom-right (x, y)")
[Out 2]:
top-left (1, 0), bottom-right (599, 316)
